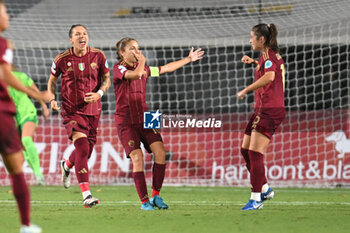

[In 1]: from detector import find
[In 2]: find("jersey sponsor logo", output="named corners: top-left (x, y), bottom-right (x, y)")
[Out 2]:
top-left (105, 60), bottom-right (109, 69)
top-left (118, 65), bottom-right (127, 74)
top-left (90, 62), bottom-right (97, 69)
top-left (51, 62), bottom-right (57, 74)
top-left (265, 60), bottom-right (273, 69)
top-left (2, 48), bottom-right (13, 64)
top-left (78, 63), bottom-right (85, 71)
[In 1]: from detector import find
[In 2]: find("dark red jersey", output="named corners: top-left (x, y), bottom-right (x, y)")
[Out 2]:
top-left (0, 37), bottom-right (16, 115)
top-left (50, 46), bottom-right (110, 116)
top-left (254, 49), bottom-right (286, 119)
top-left (113, 62), bottom-right (160, 124)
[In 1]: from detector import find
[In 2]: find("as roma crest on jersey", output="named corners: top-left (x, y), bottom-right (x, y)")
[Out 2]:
top-left (128, 140), bottom-right (135, 147)
top-left (90, 62), bottom-right (97, 69)
top-left (78, 63), bottom-right (85, 71)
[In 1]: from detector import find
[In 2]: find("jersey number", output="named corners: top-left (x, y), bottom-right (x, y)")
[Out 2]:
top-left (280, 64), bottom-right (286, 92)
top-left (118, 65), bottom-right (127, 74)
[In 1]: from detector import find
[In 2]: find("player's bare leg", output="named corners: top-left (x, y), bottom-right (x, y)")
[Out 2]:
top-left (130, 149), bottom-right (154, 210)
top-left (149, 141), bottom-right (168, 209)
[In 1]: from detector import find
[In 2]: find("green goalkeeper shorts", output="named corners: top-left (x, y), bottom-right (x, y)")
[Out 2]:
top-left (16, 113), bottom-right (38, 132)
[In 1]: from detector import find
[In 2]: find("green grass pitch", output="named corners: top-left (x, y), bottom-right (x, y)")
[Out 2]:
top-left (0, 186), bottom-right (349, 233)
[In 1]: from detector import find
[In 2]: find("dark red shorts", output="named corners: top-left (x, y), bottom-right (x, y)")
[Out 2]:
top-left (117, 123), bottom-right (163, 157)
top-left (62, 113), bottom-right (100, 144)
top-left (244, 112), bottom-right (284, 139)
top-left (0, 112), bottom-right (23, 154)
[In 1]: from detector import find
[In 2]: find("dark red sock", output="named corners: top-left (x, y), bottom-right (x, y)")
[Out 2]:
top-left (10, 173), bottom-right (30, 226)
top-left (69, 140), bottom-right (93, 167)
top-left (152, 163), bottom-right (166, 197)
top-left (133, 172), bottom-right (149, 203)
top-left (248, 150), bottom-right (266, 193)
top-left (73, 137), bottom-right (90, 183)
top-left (241, 148), bottom-right (250, 172)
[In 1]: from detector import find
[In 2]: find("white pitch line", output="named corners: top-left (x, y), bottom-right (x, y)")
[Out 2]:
top-left (176, 188), bottom-right (350, 193)
top-left (0, 200), bottom-right (349, 206)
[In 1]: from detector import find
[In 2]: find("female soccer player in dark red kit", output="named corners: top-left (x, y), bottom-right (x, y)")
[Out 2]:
top-left (48, 24), bottom-right (111, 208)
top-left (237, 24), bottom-right (286, 210)
top-left (113, 38), bottom-right (204, 210)
top-left (0, 1), bottom-right (50, 232)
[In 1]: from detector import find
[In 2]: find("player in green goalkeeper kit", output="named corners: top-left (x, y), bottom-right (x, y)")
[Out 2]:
top-left (8, 67), bottom-right (49, 185)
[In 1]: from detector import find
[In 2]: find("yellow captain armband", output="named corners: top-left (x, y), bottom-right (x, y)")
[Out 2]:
top-left (149, 66), bottom-right (160, 77)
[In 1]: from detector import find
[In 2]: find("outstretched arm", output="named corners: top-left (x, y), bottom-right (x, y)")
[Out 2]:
top-left (0, 63), bottom-right (50, 102)
top-left (30, 83), bottom-right (50, 118)
top-left (236, 71), bottom-right (275, 99)
top-left (159, 47), bottom-right (204, 74)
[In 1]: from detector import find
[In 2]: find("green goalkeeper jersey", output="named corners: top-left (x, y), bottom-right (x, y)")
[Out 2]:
top-left (8, 71), bottom-right (37, 125)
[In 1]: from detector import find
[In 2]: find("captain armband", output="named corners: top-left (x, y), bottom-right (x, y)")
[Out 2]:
top-left (149, 66), bottom-right (160, 77)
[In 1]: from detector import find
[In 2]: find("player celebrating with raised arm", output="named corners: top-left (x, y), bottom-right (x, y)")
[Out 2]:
top-left (9, 66), bottom-right (50, 185)
top-left (237, 24), bottom-right (286, 210)
top-left (113, 38), bottom-right (204, 210)
top-left (0, 1), bottom-right (50, 232)
top-left (47, 24), bottom-right (111, 208)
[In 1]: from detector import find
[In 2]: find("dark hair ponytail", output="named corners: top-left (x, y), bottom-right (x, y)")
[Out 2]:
top-left (252, 23), bottom-right (279, 52)
top-left (268, 24), bottom-right (278, 52)
top-left (116, 37), bottom-right (136, 61)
